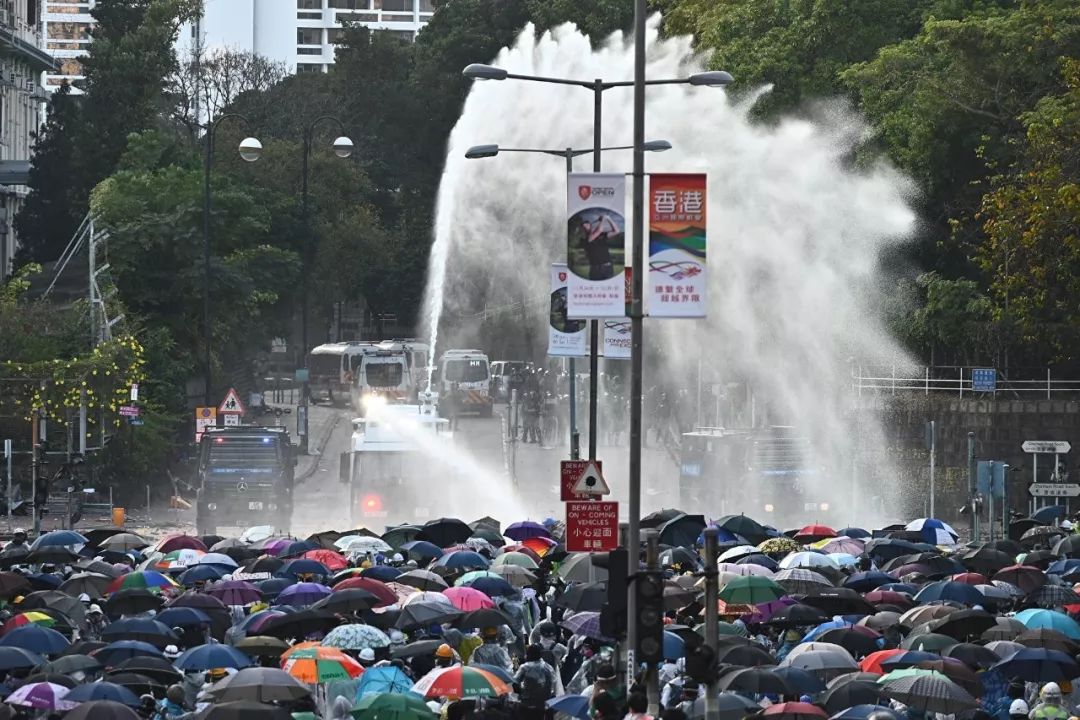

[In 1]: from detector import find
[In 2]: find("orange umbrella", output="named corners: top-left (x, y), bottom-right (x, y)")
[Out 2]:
top-left (281, 645), bottom-right (364, 684)
top-left (860, 648), bottom-right (906, 675)
top-left (302, 550), bottom-right (348, 572)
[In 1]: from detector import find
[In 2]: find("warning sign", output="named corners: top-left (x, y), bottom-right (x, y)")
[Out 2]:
top-left (566, 501), bottom-right (618, 552)
top-left (195, 407), bottom-right (217, 442)
top-left (571, 460), bottom-right (610, 496)
top-left (219, 387), bottom-right (246, 415)
top-left (561, 460), bottom-right (603, 501)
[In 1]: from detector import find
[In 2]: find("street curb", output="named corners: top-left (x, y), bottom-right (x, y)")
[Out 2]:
top-left (297, 413), bottom-right (342, 483)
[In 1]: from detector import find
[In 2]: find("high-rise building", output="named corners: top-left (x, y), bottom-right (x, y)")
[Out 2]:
top-left (0, 0), bottom-right (55, 278)
top-left (180, 0), bottom-right (436, 74)
top-left (41, 0), bottom-right (92, 90)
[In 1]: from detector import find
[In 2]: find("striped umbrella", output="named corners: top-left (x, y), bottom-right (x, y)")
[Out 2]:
top-left (560, 612), bottom-right (611, 640)
top-left (2, 612), bottom-right (57, 634)
top-left (6, 681), bottom-right (76, 711)
top-left (411, 665), bottom-right (510, 700)
top-left (105, 571), bottom-right (178, 595)
top-left (281, 646), bottom-right (364, 684)
top-left (878, 669), bottom-right (978, 713)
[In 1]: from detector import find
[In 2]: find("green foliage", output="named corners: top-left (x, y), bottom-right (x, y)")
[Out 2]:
top-left (527, 0), bottom-right (634, 43)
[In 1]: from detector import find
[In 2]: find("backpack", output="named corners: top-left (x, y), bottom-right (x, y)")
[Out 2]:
top-left (518, 664), bottom-right (554, 707)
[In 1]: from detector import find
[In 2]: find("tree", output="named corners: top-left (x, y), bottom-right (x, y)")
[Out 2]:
top-left (171, 48), bottom-right (288, 132)
top-left (527, 0), bottom-right (635, 43)
top-left (13, 84), bottom-right (84, 267)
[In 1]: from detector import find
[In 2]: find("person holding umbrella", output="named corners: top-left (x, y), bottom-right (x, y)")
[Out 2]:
top-left (1029, 683), bottom-right (1070, 720)
top-left (469, 627), bottom-right (512, 673)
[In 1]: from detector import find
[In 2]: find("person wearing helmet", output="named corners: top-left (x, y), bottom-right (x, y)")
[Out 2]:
top-left (1031, 683), bottom-right (1070, 720)
top-left (1012, 700), bottom-right (1031, 720)
top-left (8, 529), bottom-right (27, 549)
top-left (469, 626), bottom-right (512, 672)
top-left (159, 684), bottom-right (186, 719)
top-left (435, 643), bottom-right (457, 668)
top-left (514, 644), bottom-right (557, 719)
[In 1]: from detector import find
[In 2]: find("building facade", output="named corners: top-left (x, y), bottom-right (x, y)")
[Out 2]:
top-left (181, 0), bottom-right (435, 74)
top-left (41, 0), bottom-right (91, 90)
top-left (0, 0), bottom-right (55, 278)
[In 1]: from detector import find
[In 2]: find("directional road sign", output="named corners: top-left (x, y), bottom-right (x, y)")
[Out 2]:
top-left (1023, 441), bottom-right (1072, 454)
top-left (566, 501), bottom-right (619, 552)
top-left (972, 368), bottom-right (997, 392)
top-left (1029, 482), bottom-right (1080, 498)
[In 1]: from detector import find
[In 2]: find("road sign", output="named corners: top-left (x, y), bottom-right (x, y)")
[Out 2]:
top-left (561, 460), bottom-right (603, 501)
top-left (129, 418), bottom-right (144, 426)
top-left (566, 501), bottom-right (618, 552)
top-left (972, 368), bottom-right (996, 392)
top-left (295, 368), bottom-right (309, 383)
top-left (571, 460), bottom-right (610, 496)
top-left (219, 388), bottom-right (246, 416)
top-left (130, 384), bottom-right (139, 402)
top-left (223, 413), bottom-right (241, 427)
top-left (195, 407), bottom-right (217, 442)
top-left (1029, 482), bottom-right (1080, 498)
top-left (118, 406), bottom-right (140, 418)
top-left (1023, 440), bottom-right (1072, 454)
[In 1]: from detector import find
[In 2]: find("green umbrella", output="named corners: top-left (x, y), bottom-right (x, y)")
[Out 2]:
top-left (455, 571), bottom-right (502, 587)
top-left (719, 575), bottom-right (786, 604)
top-left (491, 552), bottom-right (538, 570)
top-left (351, 692), bottom-right (437, 720)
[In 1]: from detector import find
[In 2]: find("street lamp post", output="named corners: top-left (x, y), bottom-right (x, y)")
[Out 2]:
top-left (463, 141), bottom-right (672, 461)
top-left (297, 117), bottom-right (353, 454)
top-left (463, 62), bottom-right (731, 665)
top-left (202, 114), bottom-right (261, 408)
top-left (463, 64), bottom-right (730, 463)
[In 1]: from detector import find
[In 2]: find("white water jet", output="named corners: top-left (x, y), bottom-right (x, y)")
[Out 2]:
top-left (421, 18), bottom-right (918, 524)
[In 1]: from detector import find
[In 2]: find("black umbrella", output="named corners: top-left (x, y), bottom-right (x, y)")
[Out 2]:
top-left (1053, 534), bottom-right (1080, 558)
top-left (104, 672), bottom-right (167, 698)
top-left (659, 547), bottom-right (700, 569)
top-left (718, 666), bottom-right (792, 695)
top-left (395, 570), bottom-right (449, 592)
top-left (1016, 628), bottom-right (1080, 654)
top-left (63, 701), bottom-right (142, 720)
top-left (690, 693), bottom-right (761, 720)
top-left (65, 641), bottom-right (107, 657)
top-left (199, 701), bottom-right (292, 720)
top-left (232, 637), bottom-right (289, 658)
top-left (390, 639), bottom-right (444, 659)
top-left (940, 642), bottom-right (1000, 670)
top-left (801, 588), bottom-right (876, 616)
top-left (0, 646), bottom-right (45, 670)
top-left (864, 539), bottom-right (926, 563)
top-left (21, 591), bottom-right (87, 626)
top-left (24, 672), bottom-right (78, 689)
top-left (311, 589), bottom-right (382, 615)
top-left (259, 610), bottom-right (340, 640)
top-left (0, 571), bottom-right (31, 597)
top-left (101, 618), bottom-right (179, 648)
top-left (926, 609), bottom-right (997, 641)
top-left (656, 514), bottom-right (707, 548)
top-left (207, 668), bottom-right (311, 703)
top-left (960, 547), bottom-right (1014, 575)
top-left (417, 518), bottom-right (473, 547)
top-left (66, 681), bottom-right (142, 707)
top-left (556, 582), bottom-right (607, 612)
top-left (455, 608), bottom-right (513, 631)
top-left (715, 515), bottom-right (770, 544)
top-left (305, 530), bottom-right (344, 550)
top-left (1020, 526), bottom-right (1067, 548)
top-left (115, 656), bottom-right (183, 684)
top-left (379, 525), bottom-right (422, 551)
top-left (104, 589), bottom-right (163, 618)
top-left (166, 593), bottom-right (232, 638)
top-left (25, 546), bottom-right (80, 565)
top-left (822, 679), bottom-right (886, 713)
top-left (42, 653), bottom-right (103, 675)
top-left (772, 666), bottom-right (826, 694)
top-left (81, 528), bottom-right (132, 548)
top-left (766, 603), bottom-right (830, 628)
top-left (394, 602), bottom-right (463, 631)
top-left (713, 643), bottom-right (775, 667)
top-left (816, 628), bottom-right (880, 657)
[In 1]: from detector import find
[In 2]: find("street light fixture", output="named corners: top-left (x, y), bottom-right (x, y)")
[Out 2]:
top-left (202, 113), bottom-right (258, 408)
top-left (333, 136), bottom-right (354, 159)
top-left (464, 139), bottom-right (673, 460)
top-left (461, 63), bottom-right (722, 467)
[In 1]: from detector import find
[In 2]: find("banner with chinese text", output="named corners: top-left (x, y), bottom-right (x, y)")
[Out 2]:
top-left (548, 264), bottom-right (587, 357)
top-left (567, 173), bottom-right (627, 317)
top-left (648, 174), bottom-right (707, 317)
top-left (603, 320), bottom-right (631, 359)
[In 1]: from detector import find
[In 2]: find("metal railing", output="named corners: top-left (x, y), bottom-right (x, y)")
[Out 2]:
top-left (852, 364), bottom-right (1080, 399)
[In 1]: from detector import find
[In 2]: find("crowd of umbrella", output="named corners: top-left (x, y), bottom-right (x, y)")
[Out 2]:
top-left (0, 510), bottom-right (1079, 720)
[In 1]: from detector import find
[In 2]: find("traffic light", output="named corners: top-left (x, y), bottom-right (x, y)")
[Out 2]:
top-left (634, 570), bottom-right (664, 664)
top-left (685, 644), bottom-right (718, 684)
top-left (600, 547), bottom-right (628, 638)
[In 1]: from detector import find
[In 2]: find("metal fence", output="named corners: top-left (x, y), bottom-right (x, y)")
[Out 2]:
top-left (852, 365), bottom-right (1080, 399)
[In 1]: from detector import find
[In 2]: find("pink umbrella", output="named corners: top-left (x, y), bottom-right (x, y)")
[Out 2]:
top-left (155, 535), bottom-right (208, 553)
top-left (443, 586), bottom-right (496, 611)
top-left (206, 580), bottom-right (261, 605)
top-left (817, 537), bottom-right (866, 555)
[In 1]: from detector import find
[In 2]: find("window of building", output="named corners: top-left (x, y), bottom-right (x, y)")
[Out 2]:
top-left (297, 63), bottom-right (322, 73)
top-left (328, 0), bottom-right (367, 8)
top-left (379, 29), bottom-right (414, 41)
top-left (378, 0), bottom-right (412, 11)
top-left (327, 28), bottom-right (344, 43)
top-left (418, 0), bottom-right (434, 11)
top-left (297, 47), bottom-right (321, 55)
top-left (296, 27), bottom-right (321, 44)
top-left (296, 0), bottom-right (320, 8)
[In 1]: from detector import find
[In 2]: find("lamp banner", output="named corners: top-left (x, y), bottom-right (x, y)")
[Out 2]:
top-left (648, 173), bottom-right (707, 317)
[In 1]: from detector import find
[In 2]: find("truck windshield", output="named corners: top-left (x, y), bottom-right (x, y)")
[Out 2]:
top-left (365, 362), bottom-right (404, 387)
top-left (205, 436), bottom-right (280, 473)
top-left (444, 359), bottom-right (488, 382)
top-left (308, 353), bottom-right (342, 377)
top-left (357, 452), bottom-right (426, 485)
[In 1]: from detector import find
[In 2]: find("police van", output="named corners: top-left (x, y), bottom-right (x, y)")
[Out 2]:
top-left (436, 349), bottom-right (493, 417)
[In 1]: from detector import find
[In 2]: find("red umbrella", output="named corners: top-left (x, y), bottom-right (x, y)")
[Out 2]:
top-left (992, 565), bottom-right (1046, 594)
top-left (333, 577), bottom-right (396, 607)
top-left (860, 648), bottom-right (906, 675)
top-left (864, 590), bottom-right (913, 608)
top-left (794, 525), bottom-right (837, 542)
top-left (762, 702), bottom-right (828, 720)
top-left (302, 550), bottom-right (348, 572)
top-left (950, 573), bottom-right (988, 586)
top-left (155, 535), bottom-right (208, 553)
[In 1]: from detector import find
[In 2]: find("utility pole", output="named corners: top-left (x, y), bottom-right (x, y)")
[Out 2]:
top-left (703, 527), bottom-right (720, 720)
top-left (967, 431), bottom-right (977, 540)
top-left (644, 531), bottom-right (661, 715)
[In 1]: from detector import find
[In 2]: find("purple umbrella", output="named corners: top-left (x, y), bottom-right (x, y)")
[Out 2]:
top-left (744, 596), bottom-right (798, 624)
top-left (206, 580), bottom-right (262, 606)
top-left (242, 610), bottom-right (287, 634)
top-left (7, 682), bottom-right (77, 711)
top-left (560, 611), bottom-right (612, 641)
top-left (504, 522), bottom-right (550, 541)
top-left (261, 538), bottom-right (293, 556)
top-left (275, 582), bottom-right (331, 607)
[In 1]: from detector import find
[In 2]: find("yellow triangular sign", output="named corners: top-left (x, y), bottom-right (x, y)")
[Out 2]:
top-left (571, 460), bottom-right (610, 495)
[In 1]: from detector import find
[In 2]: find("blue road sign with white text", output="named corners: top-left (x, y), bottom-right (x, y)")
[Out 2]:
top-left (972, 368), bottom-right (997, 392)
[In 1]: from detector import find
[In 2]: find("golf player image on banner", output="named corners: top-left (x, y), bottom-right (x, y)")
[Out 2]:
top-left (648, 173), bottom-right (707, 317)
top-left (566, 173), bottom-right (627, 317)
top-left (548, 264), bottom-right (587, 357)
top-left (603, 320), bottom-right (631, 359)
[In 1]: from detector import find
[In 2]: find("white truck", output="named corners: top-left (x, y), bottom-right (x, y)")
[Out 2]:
top-left (307, 342), bottom-right (376, 405)
top-left (339, 394), bottom-right (448, 526)
top-left (436, 349), bottom-right (493, 417)
top-left (350, 340), bottom-right (429, 415)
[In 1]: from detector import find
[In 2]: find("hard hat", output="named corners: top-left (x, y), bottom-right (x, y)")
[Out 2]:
top-left (1010, 700), bottom-right (1030, 715)
top-left (358, 648), bottom-right (375, 662)
top-left (482, 627), bottom-right (499, 638)
top-left (1042, 682), bottom-right (1062, 697)
top-left (12, 528), bottom-right (25, 536)
top-left (78, 593), bottom-right (91, 603)
top-left (207, 667), bottom-right (228, 680)
top-left (88, 604), bottom-right (103, 615)
top-left (164, 645), bottom-right (181, 659)
top-left (436, 644), bottom-right (454, 659)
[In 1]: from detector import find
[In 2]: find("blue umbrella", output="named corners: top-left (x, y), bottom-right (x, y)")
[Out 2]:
top-left (1048, 559), bottom-right (1080, 579)
top-left (277, 559), bottom-right (330, 578)
top-left (1015, 608), bottom-right (1080, 640)
top-left (837, 528), bottom-right (872, 540)
top-left (93, 641), bottom-right (162, 666)
top-left (257, 578), bottom-right (295, 599)
top-left (663, 631), bottom-right (685, 661)
top-left (399, 540), bottom-right (444, 560)
top-left (155, 607), bottom-right (212, 629)
top-left (275, 582), bottom-right (331, 607)
top-left (354, 665), bottom-right (413, 697)
top-left (879, 650), bottom-right (939, 670)
top-left (0, 625), bottom-right (70, 655)
top-left (27, 574), bottom-right (62, 591)
top-left (913, 580), bottom-right (985, 606)
top-left (174, 644), bottom-right (254, 671)
top-left (64, 682), bottom-right (140, 707)
top-left (101, 619), bottom-right (177, 648)
top-left (177, 565), bottom-right (226, 585)
top-left (29, 530), bottom-right (88, 549)
top-left (772, 667), bottom-right (826, 694)
top-left (0, 646), bottom-right (45, 670)
top-left (1033, 506), bottom-right (1067, 524)
top-left (280, 541), bottom-right (319, 558)
top-left (830, 705), bottom-right (902, 720)
top-left (504, 521), bottom-right (549, 541)
top-left (360, 566), bottom-right (401, 582)
top-left (470, 577), bottom-right (515, 598)
top-left (547, 694), bottom-right (590, 720)
top-left (992, 647), bottom-right (1080, 682)
top-left (435, 551), bottom-right (489, 570)
top-left (844, 572), bottom-right (897, 593)
top-left (735, 554), bottom-right (779, 571)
